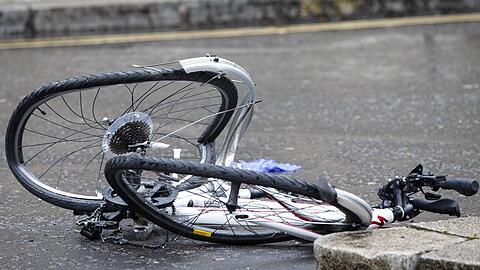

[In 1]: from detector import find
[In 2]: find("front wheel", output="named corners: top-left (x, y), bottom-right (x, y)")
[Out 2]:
top-left (104, 155), bottom-right (372, 244)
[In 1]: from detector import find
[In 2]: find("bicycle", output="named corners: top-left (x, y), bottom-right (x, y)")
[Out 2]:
top-left (5, 55), bottom-right (478, 245)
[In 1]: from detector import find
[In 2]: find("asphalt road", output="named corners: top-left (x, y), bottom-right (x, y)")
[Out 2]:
top-left (1, 22), bottom-right (479, 269)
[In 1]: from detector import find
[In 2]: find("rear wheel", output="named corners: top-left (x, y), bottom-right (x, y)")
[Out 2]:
top-left (104, 155), bottom-right (372, 244)
top-left (5, 68), bottom-right (238, 213)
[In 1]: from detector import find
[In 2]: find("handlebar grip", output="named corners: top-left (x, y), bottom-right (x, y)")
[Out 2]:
top-left (437, 178), bottom-right (479, 196)
top-left (410, 198), bottom-right (460, 217)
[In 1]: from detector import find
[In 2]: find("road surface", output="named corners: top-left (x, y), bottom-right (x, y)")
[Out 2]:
top-left (0, 21), bottom-right (479, 269)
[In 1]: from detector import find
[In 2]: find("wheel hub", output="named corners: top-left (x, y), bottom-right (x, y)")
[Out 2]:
top-left (102, 112), bottom-right (153, 154)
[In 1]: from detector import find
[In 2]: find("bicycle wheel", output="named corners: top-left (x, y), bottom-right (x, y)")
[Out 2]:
top-left (5, 68), bottom-right (238, 213)
top-left (105, 155), bottom-right (372, 244)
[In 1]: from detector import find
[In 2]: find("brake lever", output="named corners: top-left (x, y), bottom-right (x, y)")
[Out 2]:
top-left (406, 174), bottom-right (445, 189)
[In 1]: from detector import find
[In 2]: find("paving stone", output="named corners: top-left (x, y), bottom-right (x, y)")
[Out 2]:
top-left (408, 216), bottom-right (480, 238)
top-left (314, 227), bottom-right (464, 270)
top-left (417, 239), bottom-right (480, 270)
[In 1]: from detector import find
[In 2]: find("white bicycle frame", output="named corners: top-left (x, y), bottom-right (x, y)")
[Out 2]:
top-left (159, 181), bottom-right (387, 241)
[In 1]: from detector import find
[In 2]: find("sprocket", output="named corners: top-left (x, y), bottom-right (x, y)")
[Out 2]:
top-left (102, 112), bottom-right (153, 154)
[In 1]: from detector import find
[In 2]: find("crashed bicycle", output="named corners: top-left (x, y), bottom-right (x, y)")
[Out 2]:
top-left (5, 55), bottom-right (478, 245)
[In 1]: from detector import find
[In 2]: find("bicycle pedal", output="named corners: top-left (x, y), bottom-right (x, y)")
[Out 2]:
top-left (80, 225), bottom-right (102, 241)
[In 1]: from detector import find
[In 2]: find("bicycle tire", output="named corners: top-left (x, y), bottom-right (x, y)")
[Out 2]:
top-left (5, 68), bottom-right (238, 213)
top-left (104, 155), bottom-right (372, 244)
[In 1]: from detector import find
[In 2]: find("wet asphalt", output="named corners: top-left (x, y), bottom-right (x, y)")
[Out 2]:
top-left (0, 22), bottom-right (479, 269)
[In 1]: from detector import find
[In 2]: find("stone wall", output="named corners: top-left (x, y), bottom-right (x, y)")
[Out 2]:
top-left (1, 0), bottom-right (479, 37)
top-left (301, 0), bottom-right (480, 21)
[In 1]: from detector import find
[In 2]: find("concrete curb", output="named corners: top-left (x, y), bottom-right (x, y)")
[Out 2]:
top-left (1, 0), bottom-right (480, 38)
top-left (314, 217), bottom-right (480, 270)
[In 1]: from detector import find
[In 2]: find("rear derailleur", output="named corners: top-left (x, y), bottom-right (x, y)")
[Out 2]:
top-left (75, 188), bottom-right (152, 242)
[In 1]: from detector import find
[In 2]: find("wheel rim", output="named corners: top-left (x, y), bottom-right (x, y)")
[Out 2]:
top-left (8, 72), bottom-right (235, 201)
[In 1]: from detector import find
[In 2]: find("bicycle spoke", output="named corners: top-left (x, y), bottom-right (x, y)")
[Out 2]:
top-left (24, 127), bottom-right (101, 164)
top-left (91, 88), bottom-right (108, 130)
top-left (132, 81), bottom-right (162, 111)
top-left (145, 82), bottom-right (194, 115)
top-left (78, 149), bottom-right (104, 187)
top-left (38, 141), bottom-right (101, 179)
top-left (79, 91), bottom-right (105, 131)
top-left (61, 96), bottom-right (98, 125)
top-left (144, 73), bottom-right (219, 115)
top-left (132, 81), bottom-right (174, 112)
top-left (20, 135), bottom-right (99, 148)
top-left (150, 103), bottom-right (222, 120)
top-left (123, 83), bottom-right (138, 113)
top-left (32, 113), bottom-right (102, 137)
top-left (149, 94), bottom-right (220, 117)
top-left (44, 102), bottom-right (102, 129)
top-left (150, 106), bottom-right (214, 139)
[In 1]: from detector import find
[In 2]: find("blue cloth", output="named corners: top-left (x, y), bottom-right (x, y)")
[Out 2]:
top-left (239, 158), bottom-right (301, 173)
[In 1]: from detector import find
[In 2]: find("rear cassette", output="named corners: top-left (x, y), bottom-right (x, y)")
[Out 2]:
top-left (102, 112), bottom-right (153, 154)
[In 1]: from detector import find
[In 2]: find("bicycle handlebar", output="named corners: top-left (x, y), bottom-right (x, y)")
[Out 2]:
top-left (410, 198), bottom-right (460, 217)
top-left (377, 166), bottom-right (477, 221)
top-left (436, 178), bottom-right (479, 196)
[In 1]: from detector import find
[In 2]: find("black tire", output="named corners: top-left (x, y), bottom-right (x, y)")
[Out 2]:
top-left (105, 155), bottom-right (368, 244)
top-left (5, 68), bottom-right (238, 213)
